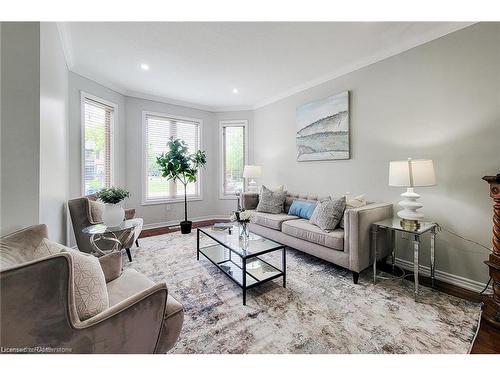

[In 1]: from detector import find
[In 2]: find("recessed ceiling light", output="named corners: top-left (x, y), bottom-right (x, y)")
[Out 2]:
top-left (232, 88), bottom-right (239, 94)
top-left (140, 63), bottom-right (149, 71)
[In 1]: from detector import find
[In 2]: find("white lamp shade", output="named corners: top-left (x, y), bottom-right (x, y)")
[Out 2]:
top-left (389, 159), bottom-right (436, 187)
top-left (243, 165), bottom-right (262, 179)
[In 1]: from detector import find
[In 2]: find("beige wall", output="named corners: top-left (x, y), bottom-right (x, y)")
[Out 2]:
top-left (252, 23), bottom-right (500, 285)
top-left (40, 22), bottom-right (69, 244)
top-left (1, 22), bottom-right (41, 236)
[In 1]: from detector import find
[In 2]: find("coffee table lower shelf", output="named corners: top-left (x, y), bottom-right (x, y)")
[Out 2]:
top-left (197, 243), bottom-right (286, 305)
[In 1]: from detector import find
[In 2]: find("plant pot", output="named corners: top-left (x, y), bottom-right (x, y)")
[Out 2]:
top-left (180, 220), bottom-right (192, 234)
top-left (102, 203), bottom-right (125, 227)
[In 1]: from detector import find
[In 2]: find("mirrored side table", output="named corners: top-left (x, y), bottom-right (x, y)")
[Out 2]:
top-left (371, 218), bottom-right (438, 301)
top-left (82, 219), bottom-right (140, 261)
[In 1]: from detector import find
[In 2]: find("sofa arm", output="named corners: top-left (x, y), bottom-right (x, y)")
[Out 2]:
top-left (344, 203), bottom-right (393, 273)
top-left (241, 192), bottom-right (259, 210)
top-left (98, 251), bottom-right (123, 282)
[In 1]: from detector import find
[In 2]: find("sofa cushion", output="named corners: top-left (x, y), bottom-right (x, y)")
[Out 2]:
top-left (256, 185), bottom-right (286, 214)
top-left (87, 198), bottom-right (105, 224)
top-left (310, 197), bottom-right (346, 232)
top-left (252, 211), bottom-right (300, 231)
top-left (340, 194), bottom-right (367, 228)
top-left (284, 192), bottom-right (330, 213)
top-left (288, 200), bottom-right (317, 220)
top-left (34, 239), bottom-right (109, 320)
top-left (282, 219), bottom-right (344, 250)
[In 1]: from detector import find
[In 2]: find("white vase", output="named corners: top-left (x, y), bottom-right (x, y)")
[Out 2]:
top-left (102, 203), bottom-right (125, 227)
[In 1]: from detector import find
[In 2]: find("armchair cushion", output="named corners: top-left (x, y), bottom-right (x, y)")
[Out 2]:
top-left (34, 239), bottom-right (109, 320)
top-left (87, 199), bottom-right (105, 224)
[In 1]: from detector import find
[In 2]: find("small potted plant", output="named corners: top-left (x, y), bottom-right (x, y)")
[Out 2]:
top-left (230, 209), bottom-right (254, 240)
top-left (156, 137), bottom-right (207, 234)
top-left (96, 187), bottom-right (130, 227)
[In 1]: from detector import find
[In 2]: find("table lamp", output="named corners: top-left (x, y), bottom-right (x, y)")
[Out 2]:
top-left (389, 158), bottom-right (436, 229)
top-left (243, 165), bottom-right (262, 193)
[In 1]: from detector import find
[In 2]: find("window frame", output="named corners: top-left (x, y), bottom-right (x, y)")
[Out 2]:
top-left (141, 110), bottom-right (204, 206)
top-left (80, 91), bottom-right (117, 196)
top-left (219, 120), bottom-right (249, 199)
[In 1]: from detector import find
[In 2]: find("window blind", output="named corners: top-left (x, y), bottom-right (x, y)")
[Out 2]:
top-left (144, 113), bottom-right (201, 201)
top-left (221, 122), bottom-right (246, 196)
top-left (83, 97), bottom-right (114, 195)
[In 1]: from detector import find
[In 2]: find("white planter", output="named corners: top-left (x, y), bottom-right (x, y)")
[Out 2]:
top-left (102, 203), bottom-right (125, 227)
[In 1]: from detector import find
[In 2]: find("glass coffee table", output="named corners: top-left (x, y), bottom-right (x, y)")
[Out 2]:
top-left (197, 225), bottom-right (286, 305)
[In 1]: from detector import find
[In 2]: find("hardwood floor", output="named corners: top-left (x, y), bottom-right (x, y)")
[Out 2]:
top-left (139, 222), bottom-right (499, 354)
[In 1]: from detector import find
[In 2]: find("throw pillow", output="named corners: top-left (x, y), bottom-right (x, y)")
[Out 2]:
top-left (309, 197), bottom-right (346, 232)
top-left (87, 199), bottom-right (105, 224)
top-left (288, 200), bottom-right (317, 220)
top-left (340, 194), bottom-right (367, 228)
top-left (34, 238), bottom-right (109, 321)
top-left (256, 185), bottom-right (286, 214)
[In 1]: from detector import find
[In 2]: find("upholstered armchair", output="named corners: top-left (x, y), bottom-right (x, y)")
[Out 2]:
top-left (68, 195), bottom-right (143, 261)
top-left (0, 225), bottom-right (184, 353)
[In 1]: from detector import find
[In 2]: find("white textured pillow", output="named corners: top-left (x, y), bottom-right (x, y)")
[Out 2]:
top-left (340, 194), bottom-right (367, 228)
top-left (346, 194), bottom-right (367, 208)
top-left (34, 239), bottom-right (109, 321)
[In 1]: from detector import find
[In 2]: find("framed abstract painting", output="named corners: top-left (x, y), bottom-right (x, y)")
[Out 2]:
top-left (296, 91), bottom-right (349, 161)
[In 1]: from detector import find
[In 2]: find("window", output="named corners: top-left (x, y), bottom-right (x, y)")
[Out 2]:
top-left (81, 93), bottom-right (115, 195)
top-left (220, 120), bottom-right (248, 197)
top-left (143, 112), bottom-right (202, 204)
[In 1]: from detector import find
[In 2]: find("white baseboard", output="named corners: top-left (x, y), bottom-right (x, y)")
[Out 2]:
top-left (390, 257), bottom-right (492, 294)
top-left (142, 215), bottom-right (230, 230)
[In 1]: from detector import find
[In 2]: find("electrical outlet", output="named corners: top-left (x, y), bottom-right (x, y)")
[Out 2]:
top-left (165, 204), bottom-right (171, 211)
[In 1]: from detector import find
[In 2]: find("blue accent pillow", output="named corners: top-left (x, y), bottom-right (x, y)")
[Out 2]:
top-left (288, 200), bottom-right (317, 220)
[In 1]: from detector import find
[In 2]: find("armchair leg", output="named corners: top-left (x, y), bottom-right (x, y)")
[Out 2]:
top-left (126, 248), bottom-right (132, 262)
top-left (135, 239), bottom-right (139, 247)
top-left (352, 272), bottom-right (359, 284)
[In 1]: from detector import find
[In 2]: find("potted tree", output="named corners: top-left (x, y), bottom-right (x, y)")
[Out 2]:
top-left (156, 137), bottom-right (207, 234)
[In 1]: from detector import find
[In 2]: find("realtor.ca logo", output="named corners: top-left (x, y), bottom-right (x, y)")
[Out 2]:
top-left (1, 346), bottom-right (72, 353)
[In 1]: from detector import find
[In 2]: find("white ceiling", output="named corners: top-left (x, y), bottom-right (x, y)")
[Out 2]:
top-left (58, 22), bottom-right (473, 111)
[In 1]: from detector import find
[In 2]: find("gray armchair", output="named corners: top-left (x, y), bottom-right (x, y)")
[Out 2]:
top-left (68, 195), bottom-right (143, 261)
top-left (0, 225), bottom-right (184, 353)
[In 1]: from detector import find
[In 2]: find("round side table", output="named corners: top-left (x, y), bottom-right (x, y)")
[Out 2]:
top-left (82, 219), bottom-right (140, 261)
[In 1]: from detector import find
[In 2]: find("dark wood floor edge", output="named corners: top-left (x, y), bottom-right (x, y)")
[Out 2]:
top-left (139, 219), bottom-right (229, 238)
top-left (377, 261), bottom-right (484, 303)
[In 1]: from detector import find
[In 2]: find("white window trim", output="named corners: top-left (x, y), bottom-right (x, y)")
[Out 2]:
top-left (141, 110), bottom-right (204, 206)
top-left (219, 120), bottom-right (249, 200)
top-left (80, 91), bottom-right (118, 196)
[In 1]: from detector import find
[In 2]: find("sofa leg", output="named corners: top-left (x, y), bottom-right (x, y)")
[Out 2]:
top-left (352, 272), bottom-right (359, 284)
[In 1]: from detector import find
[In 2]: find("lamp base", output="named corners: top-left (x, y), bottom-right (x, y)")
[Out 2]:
top-left (400, 218), bottom-right (420, 231)
top-left (247, 179), bottom-right (258, 193)
top-left (397, 187), bottom-right (424, 223)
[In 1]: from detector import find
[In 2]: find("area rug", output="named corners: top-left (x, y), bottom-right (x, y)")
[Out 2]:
top-left (124, 230), bottom-right (481, 354)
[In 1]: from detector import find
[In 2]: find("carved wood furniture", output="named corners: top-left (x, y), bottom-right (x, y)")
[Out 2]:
top-left (482, 173), bottom-right (500, 329)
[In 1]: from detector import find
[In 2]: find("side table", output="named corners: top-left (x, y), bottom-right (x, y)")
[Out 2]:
top-left (371, 218), bottom-right (438, 301)
top-left (82, 219), bottom-right (140, 261)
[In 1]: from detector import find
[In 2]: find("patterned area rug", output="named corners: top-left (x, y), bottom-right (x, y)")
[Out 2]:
top-left (124, 230), bottom-right (480, 354)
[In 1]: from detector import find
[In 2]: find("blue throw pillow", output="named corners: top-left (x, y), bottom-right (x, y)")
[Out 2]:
top-left (288, 200), bottom-right (317, 220)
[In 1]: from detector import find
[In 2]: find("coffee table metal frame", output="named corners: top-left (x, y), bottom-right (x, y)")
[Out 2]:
top-left (197, 227), bottom-right (286, 305)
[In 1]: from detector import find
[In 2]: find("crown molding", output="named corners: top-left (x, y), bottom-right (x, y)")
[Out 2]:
top-left (57, 21), bottom-right (476, 113)
top-left (56, 22), bottom-right (74, 70)
top-left (253, 22), bottom-right (476, 109)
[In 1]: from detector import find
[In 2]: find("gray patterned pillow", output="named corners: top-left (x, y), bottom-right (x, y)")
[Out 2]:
top-left (34, 239), bottom-right (109, 321)
top-left (309, 197), bottom-right (346, 232)
top-left (256, 185), bottom-right (286, 214)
